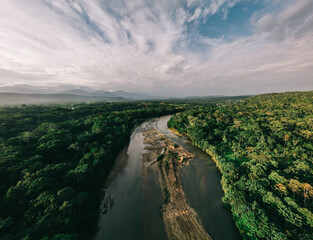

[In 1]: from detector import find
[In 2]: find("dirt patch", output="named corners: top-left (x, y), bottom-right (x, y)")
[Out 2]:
top-left (169, 128), bottom-right (184, 137)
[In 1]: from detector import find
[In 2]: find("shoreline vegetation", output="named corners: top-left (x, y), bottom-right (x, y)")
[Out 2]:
top-left (142, 126), bottom-right (211, 240)
top-left (168, 91), bottom-right (313, 239)
top-left (1, 91), bottom-right (312, 239)
top-left (0, 102), bottom-right (188, 240)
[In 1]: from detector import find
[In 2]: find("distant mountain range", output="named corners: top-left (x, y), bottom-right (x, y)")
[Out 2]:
top-left (0, 84), bottom-right (251, 105)
top-left (0, 84), bottom-right (161, 105)
top-left (58, 89), bottom-right (155, 100)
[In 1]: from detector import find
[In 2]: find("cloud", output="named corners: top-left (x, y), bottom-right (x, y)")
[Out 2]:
top-left (0, 0), bottom-right (312, 96)
top-left (0, 0), bottom-right (187, 86)
top-left (255, 0), bottom-right (313, 41)
top-left (185, 35), bottom-right (313, 95)
top-left (187, 0), bottom-right (241, 22)
top-left (256, 15), bottom-right (275, 32)
top-left (188, 7), bottom-right (202, 22)
top-left (159, 55), bottom-right (187, 74)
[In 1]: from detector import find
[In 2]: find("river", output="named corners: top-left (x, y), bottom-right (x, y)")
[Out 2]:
top-left (95, 116), bottom-right (241, 240)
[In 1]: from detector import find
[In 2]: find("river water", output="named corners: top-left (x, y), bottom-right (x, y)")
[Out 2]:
top-left (95, 120), bottom-right (167, 240)
top-left (157, 116), bottom-right (241, 240)
top-left (95, 116), bottom-right (241, 240)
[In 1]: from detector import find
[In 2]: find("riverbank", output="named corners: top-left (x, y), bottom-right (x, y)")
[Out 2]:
top-left (157, 116), bottom-right (242, 240)
top-left (142, 127), bottom-right (211, 240)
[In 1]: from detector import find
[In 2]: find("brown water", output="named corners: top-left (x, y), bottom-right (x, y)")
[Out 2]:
top-left (95, 117), bottom-right (241, 240)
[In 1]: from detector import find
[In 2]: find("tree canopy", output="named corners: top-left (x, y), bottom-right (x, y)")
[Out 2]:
top-left (0, 102), bottom-right (187, 240)
top-left (168, 91), bottom-right (313, 239)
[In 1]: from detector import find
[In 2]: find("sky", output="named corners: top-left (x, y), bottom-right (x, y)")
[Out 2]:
top-left (0, 0), bottom-right (312, 97)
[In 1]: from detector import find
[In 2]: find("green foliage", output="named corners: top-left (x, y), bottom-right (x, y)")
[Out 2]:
top-left (0, 102), bottom-right (186, 240)
top-left (157, 153), bottom-right (165, 162)
top-left (168, 151), bottom-right (179, 160)
top-left (165, 158), bottom-right (170, 175)
top-left (168, 91), bottom-right (313, 239)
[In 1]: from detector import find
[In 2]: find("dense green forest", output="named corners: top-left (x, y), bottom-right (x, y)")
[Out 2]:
top-left (1, 93), bottom-right (312, 240)
top-left (0, 102), bottom-right (187, 240)
top-left (168, 91), bottom-right (313, 239)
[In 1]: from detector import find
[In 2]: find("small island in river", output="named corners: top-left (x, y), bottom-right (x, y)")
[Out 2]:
top-left (142, 126), bottom-right (211, 240)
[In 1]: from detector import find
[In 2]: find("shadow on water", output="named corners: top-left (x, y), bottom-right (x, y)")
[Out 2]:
top-left (157, 116), bottom-right (242, 240)
top-left (95, 121), bottom-right (167, 240)
top-left (95, 116), bottom-right (241, 240)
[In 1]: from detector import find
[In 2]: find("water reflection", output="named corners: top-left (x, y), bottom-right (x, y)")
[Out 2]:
top-left (95, 121), bottom-right (167, 240)
top-left (157, 116), bottom-right (241, 240)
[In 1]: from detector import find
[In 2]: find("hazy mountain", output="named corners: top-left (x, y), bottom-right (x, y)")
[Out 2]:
top-left (0, 93), bottom-right (124, 105)
top-left (59, 89), bottom-right (123, 98)
top-left (58, 88), bottom-right (158, 99)
top-left (111, 90), bottom-right (157, 99)
top-left (0, 85), bottom-right (161, 105)
top-left (1, 84), bottom-right (160, 98)
top-left (0, 84), bottom-right (43, 94)
top-left (0, 84), bottom-right (99, 94)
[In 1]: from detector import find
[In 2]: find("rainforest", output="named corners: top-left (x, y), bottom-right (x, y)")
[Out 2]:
top-left (1, 0), bottom-right (313, 239)
top-left (168, 91), bottom-right (313, 239)
top-left (0, 91), bottom-right (312, 240)
top-left (0, 102), bottom-right (187, 240)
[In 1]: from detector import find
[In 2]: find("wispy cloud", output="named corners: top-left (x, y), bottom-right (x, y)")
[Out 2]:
top-left (254, 0), bottom-right (313, 41)
top-left (0, 0), bottom-right (312, 96)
